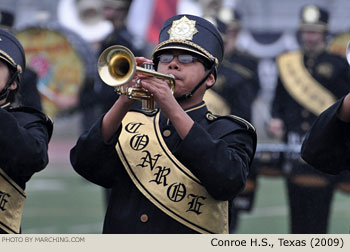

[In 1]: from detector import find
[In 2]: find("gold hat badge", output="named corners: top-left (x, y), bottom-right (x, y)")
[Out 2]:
top-left (303, 5), bottom-right (320, 23)
top-left (168, 16), bottom-right (198, 40)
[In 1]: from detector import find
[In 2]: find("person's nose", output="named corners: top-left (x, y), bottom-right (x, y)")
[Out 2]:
top-left (168, 56), bottom-right (180, 70)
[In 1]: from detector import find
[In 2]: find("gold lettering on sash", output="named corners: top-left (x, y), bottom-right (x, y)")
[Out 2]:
top-left (0, 168), bottom-right (26, 234)
top-left (116, 112), bottom-right (228, 233)
top-left (277, 51), bottom-right (336, 115)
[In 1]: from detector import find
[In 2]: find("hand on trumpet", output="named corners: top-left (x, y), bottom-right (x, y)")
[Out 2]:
top-left (135, 58), bottom-right (178, 116)
top-left (101, 56), bottom-right (176, 141)
top-left (136, 54), bottom-right (197, 140)
top-left (116, 56), bottom-right (153, 104)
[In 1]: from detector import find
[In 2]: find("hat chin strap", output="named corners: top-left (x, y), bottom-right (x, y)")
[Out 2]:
top-left (175, 62), bottom-right (216, 102)
top-left (0, 72), bottom-right (19, 101)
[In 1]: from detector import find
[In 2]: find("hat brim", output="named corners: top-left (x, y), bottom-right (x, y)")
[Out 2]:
top-left (299, 23), bottom-right (328, 32)
top-left (153, 41), bottom-right (218, 65)
top-left (154, 44), bottom-right (209, 60)
top-left (0, 54), bottom-right (16, 68)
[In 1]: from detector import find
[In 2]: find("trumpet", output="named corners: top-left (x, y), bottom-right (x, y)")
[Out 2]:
top-left (97, 45), bottom-right (175, 111)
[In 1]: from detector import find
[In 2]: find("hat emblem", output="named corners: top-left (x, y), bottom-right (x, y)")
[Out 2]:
top-left (168, 16), bottom-right (198, 41)
top-left (218, 8), bottom-right (232, 23)
top-left (303, 5), bottom-right (320, 23)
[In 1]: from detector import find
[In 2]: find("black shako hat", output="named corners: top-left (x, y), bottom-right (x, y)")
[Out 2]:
top-left (299, 5), bottom-right (329, 32)
top-left (152, 14), bottom-right (224, 67)
top-left (0, 29), bottom-right (25, 74)
top-left (0, 9), bottom-right (15, 28)
top-left (217, 7), bottom-right (242, 33)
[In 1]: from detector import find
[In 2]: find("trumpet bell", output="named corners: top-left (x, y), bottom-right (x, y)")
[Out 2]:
top-left (98, 46), bottom-right (136, 87)
top-left (346, 40), bottom-right (350, 65)
top-left (97, 45), bottom-right (176, 112)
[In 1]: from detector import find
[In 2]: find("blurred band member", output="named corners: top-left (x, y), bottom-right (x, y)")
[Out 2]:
top-left (268, 5), bottom-right (350, 233)
top-left (206, 7), bottom-right (260, 233)
top-left (0, 9), bottom-right (42, 111)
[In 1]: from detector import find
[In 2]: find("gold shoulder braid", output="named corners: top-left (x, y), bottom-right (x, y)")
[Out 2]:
top-left (0, 168), bottom-right (26, 234)
top-left (277, 51), bottom-right (336, 116)
top-left (116, 111), bottom-right (229, 233)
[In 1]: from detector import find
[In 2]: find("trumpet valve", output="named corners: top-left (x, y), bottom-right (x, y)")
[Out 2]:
top-left (142, 62), bottom-right (155, 70)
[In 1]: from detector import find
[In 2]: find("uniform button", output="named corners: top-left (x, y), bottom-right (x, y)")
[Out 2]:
top-left (206, 113), bottom-right (216, 121)
top-left (163, 129), bottom-right (171, 137)
top-left (301, 110), bottom-right (309, 118)
top-left (140, 214), bottom-right (149, 223)
top-left (301, 122), bottom-right (310, 131)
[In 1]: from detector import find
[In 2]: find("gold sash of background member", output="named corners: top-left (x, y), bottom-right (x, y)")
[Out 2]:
top-left (0, 168), bottom-right (26, 234)
top-left (116, 111), bottom-right (228, 234)
top-left (277, 51), bottom-right (336, 116)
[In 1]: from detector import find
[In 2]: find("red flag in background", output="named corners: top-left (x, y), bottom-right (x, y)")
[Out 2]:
top-left (147, 0), bottom-right (178, 45)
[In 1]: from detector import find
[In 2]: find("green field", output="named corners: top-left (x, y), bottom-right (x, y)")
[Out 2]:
top-left (21, 164), bottom-right (350, 234)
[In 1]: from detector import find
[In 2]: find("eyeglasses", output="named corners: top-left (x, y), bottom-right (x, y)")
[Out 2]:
top-left (158, 54), bottom-right (199, 64)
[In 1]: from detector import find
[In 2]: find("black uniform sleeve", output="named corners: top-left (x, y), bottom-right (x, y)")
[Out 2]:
top-left (301, 97), bottom-right (350, 174)
top-left (70, 116), bottom-right (121, 188)
top-left (0, 107), bottom-right (51, 187)
top-left (19, 68), bottom-right (43, 111)
top-left (177, 117), bottom-right (257, 201)
top-left (271, 76), bottom-right (287, 119)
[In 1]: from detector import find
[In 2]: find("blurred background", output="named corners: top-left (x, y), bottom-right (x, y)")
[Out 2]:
top-left (1, 0), bottom-right (349, 233)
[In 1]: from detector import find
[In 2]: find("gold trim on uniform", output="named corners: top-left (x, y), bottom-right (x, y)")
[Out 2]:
top-left (0, 50), bottom-right (22, 73)
top-left (184, 102), bottom-right (206, 113)
top-left (316, 63), bottom-right (333, 78)
top-left (230, 115), bottom-right (256, 131)
top-left (162, 129), bottom-right (171, 137)
top-left (0, 168), bottom-right (26, 234)
top-left (116, 111), bottom-right (229, 234)
top-left (206, 112), bottom-right (217, 121)
top-left (1, 102), bottom-right (10, 109)
top-left (0, 49), bottom-right (16, 65)
top-left (277, 51), bottom-right (336, 116)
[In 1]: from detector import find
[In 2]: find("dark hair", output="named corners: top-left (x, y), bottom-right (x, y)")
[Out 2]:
top-left (197, 55), bottom-right (213, 70)
top-left (2, 60), bottom-right (19, 103)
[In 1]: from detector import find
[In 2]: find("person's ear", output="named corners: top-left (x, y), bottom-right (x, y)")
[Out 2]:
top-left (206, 73), bottom-right (215, 88)
top-left (8, 81), bottom-right (17, 91)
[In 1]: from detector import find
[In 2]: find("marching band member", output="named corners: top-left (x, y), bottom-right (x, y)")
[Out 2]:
top-left (0, 29), bottom-right (53, 234)
top-left (70, 14), bottom-right (256, 233)
top-left (268, 5), bottom-right (350, 233)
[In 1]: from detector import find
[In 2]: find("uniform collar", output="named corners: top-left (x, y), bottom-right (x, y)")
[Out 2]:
top-left (160, 101), bottom-right (208, 125)
top-left (183, 101), bottom-right (208, 122)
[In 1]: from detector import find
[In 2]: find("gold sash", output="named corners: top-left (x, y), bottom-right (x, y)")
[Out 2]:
top-left (277, 51), bottom-right (336, 116)
top-left (116, 111), bottom-right (229, 234)
top-left (203, 89), bottom-right (230, 116)
top-left (0, 168), bottom-right (26, 234)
